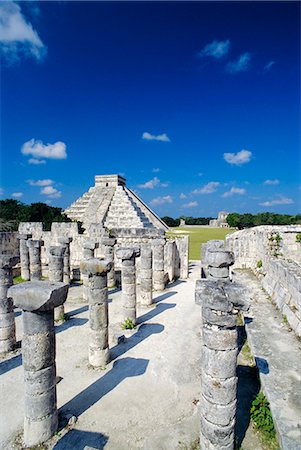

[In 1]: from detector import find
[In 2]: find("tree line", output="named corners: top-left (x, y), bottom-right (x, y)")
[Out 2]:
top-left (0, 199), bottom-right (71, 231)
top-left (226, 212), bottom-right (301, 229)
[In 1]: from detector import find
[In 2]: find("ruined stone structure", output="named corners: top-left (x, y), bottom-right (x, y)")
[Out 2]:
top-left (8, 281), bottom-right (68, 447)
top-left (64, 174), bottom-right (168, 232)
top-left (209, 211), bottom-right (229, 228)
top-left (27, 239), bottom-right (44, 281)
top-left (226, 225), bottom-right (301, 337)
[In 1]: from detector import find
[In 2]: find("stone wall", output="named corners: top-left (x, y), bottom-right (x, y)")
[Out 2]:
top-left (262, 259), bottom-right (301, 337)
top-left (226, 225), bottom-right (301, 338)
top-left (226, 225), bottom-right (301, 269)
top-left (0, 232), bottom-right (19, 256)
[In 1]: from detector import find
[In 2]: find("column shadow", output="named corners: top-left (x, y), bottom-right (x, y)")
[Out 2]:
top-left (56, 317), bottom-right (88, 334)
top-left (153, 290), bottom-right (177, 304)
top-left (53, 429), bottom-right (108, 450)
top-left (60, 357), bottom-right (149, 418)
top-left (137, 303), bottom-right (176, 324)
top-left (66, 305), bottom-right (88, 317)
top-left (110, 323), bottom-right (164, 360)
top-left (235, 364), bottom-right (260, 448)
top-left (0, 352), bottom-right (22, 375)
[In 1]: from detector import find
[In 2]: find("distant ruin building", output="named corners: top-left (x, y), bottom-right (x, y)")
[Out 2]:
top-left (209, 211), bottom-right (229, 228)
top-left (64, 174), bottom-right (168, 232)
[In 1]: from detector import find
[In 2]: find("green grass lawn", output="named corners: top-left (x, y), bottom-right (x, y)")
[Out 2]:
top-left (168, 227), bottom-right (235, 260)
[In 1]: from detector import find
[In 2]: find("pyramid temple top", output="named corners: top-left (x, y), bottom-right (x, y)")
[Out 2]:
top-left (94, 174), bottom-right (126, 187)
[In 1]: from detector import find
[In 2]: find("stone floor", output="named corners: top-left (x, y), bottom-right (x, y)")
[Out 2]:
top-left (1, 262), bottom-right (294, 450)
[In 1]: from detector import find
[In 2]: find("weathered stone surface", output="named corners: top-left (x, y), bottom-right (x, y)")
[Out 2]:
top-left (80, 258), bottom-right (111, 275)
top-left (23, 310), bottom-right (54, 335)
top-left (202, 346), bottom-right (238, 379)
top-left (202, 326), bottom-right (237, 350)
top-left (206, 251), bottom-right (234, 268)
top-left (201, 396), bottom-right (237, 427)
top-left (201, 371), bottom-right (237, 405)
top-left (116, 247), bottom-right (140, 260)
top-left (195, 280), bottom-right (232, 311)
top-left (8, 281), bottom-right (68, 312)
top-left (0, 255), bottom-right (18, 353)
top-left (200, 415), bottom-right (235, 447)
top-left (202, 308), bottom-right (237, 328)
top-left (208, 266), bottom-right (230, 279)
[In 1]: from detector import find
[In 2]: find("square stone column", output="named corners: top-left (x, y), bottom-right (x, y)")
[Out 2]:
top-left (152, 238), bottom-right (166, 291)
top-left (8, 281), bottom-right (69, 447)
top-left (17, 233), bottom-right (32, 280)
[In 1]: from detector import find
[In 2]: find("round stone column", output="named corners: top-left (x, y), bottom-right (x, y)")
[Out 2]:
top-left (0, 255), bottom-right (19, 353)
top-left (152, 238), bottom-right (165, 291)
top-left (48, 246), bottom-right (65, 321)
top-left (206, 250), bottom-right (234, 281)
top-left (18, 234), bottom-right (32, 280)
top-left (80, 258), bottom-right (111, 367)
top-left (116, 248), bottom-right (140, 324)
top-left (139, 246), bottom-right (153, 306)
top-left (27, 239), bottom-right (44, 281)
top-left (101, 237), bottom-right (116, 288)
top-left (8, 281), bottom-right (69, 447)
top-left (82, 240), bottom-right (99, 301)
top-left (58, 237), bottom-right (73, 284)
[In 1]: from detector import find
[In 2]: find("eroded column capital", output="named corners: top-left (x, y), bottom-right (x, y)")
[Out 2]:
top-left (8, 281), bottom-right (68, 312)
top-left (80, 258), bottom-right (112, 276)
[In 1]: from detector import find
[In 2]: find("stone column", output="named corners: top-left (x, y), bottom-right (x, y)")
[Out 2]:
top-left (48, 246), bottom-right (65, 321)
top-left (27, 239), bottom-right (44, 281)
top-left (18, 234), bottom-right (32, 281)
top-left (82, 240), bottom-right (99, 301)
top-left (164, 239), bottom-right (176, 283)
top-left (101, 237), bottom-right (116, 288)
top-left (152, 238), bottom-right (165, 291)
top-left (116, 248), bottom-right (140, 324)
top-left (8, 281), bottom-right (69, 447)
top-left (195, 249), bottom-right (248, 450)
top-left (0, 255), bottom-right (19, 353)
top-left (206, 250), bottom-right (234, 281)
top-left (80, 258), bottom-right (111, 367)
top-left (58, 237), bottom-right (73, 284)
top-left (179, 235), bottom-right (189, 279)
top-left (139, 246), bottom-right (153, 306)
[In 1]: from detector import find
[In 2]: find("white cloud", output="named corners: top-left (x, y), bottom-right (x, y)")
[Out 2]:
top-left (138, 177), bottom-right (169, 189)
top-left (142, 132), bottom-right (170, 142)
top-left (263, 179), bottom-right (279, 185)
top-left (0, 2), bottom-right (46, 63)
top-left (192, 181), bottom-right (220, 195)
top-left (152, 168), bottom-right (160, 173)
top-left (41, 186), bottom-right (62, 198)
top-left (21, 139), bottom-right (67, 161)
top-left (0, 188), bottom-right (4, 196)
top-left (27, 179), bottom-right (53, 187)
top-left (183, 201), bottom-right (198, 208)
top-left (222, 187), bottom-right (246, 198)
top-left (28, 158), bottom-right (46, 165)
top-left (179, 193), bottom-right (187, 199)
top-left (264, 61), bottom-right (275, 71)
top-left (11, 192), bottom-right (23, 198)
top-left (226, 53), bottom-right (251, 73)
top-left (199, 39), bottom-right (230, 59)
top-left (259, 196), bottom-right (294, 207)
top-left (150, 195), bottom-right (173, 206)
top-left (224, 149), bottom-right (252, 166)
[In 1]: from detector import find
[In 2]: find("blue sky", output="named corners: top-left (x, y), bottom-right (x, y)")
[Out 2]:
top-left (1, 1), bottom-right (300, 217)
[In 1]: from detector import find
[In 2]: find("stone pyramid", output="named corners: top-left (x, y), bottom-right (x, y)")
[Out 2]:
top-left (64, 175), bottom-right (169, 232)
